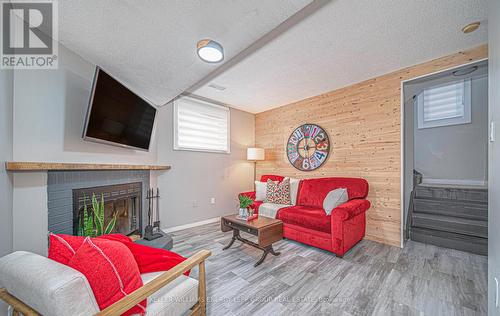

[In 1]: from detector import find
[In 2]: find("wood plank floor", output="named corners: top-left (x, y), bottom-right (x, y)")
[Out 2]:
top-left (170, 222), bottom-right (487, 316)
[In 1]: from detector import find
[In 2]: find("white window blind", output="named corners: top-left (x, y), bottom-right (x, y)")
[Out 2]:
top-left (417, 79), bottom-right (471, 129)
top-left (174, 96), bottom-right (230, 153)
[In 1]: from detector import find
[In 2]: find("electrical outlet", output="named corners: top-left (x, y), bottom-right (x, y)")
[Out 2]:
top-left (192, 200), bottom-right (199, 208)
top-left (210, 197), bottom-right (216, 205)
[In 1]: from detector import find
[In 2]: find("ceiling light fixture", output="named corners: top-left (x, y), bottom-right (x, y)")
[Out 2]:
top-left (462, 22), bottom-right (480, 34)
top-left (197, 39), bottom-right (224, 63)
top-left (452, 66), bottom-right (478, 76)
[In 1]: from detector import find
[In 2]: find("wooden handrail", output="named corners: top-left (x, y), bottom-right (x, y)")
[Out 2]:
top-left (405, 189), bottom-right (415, 240)
top-left (405, 170), bottom-right (422, 240)
top-left (97, 249), bottom-right (211, 316)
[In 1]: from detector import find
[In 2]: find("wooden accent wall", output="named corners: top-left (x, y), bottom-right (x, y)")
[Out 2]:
top-left (255, 45), bottom-right (487, 247)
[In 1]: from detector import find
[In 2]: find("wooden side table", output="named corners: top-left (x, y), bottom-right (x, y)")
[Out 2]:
top-left (221, 214), bottom-right (283, 266)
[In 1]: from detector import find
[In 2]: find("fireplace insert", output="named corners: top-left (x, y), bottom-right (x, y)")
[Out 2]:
top-left (72, 182), bottom-right (142, 236)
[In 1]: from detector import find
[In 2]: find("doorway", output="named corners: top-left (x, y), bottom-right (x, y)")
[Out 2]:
top-left (402, 60), bottom-right (489, 254)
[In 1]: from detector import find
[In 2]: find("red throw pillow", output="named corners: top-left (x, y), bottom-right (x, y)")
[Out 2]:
top-left (48, 233), bottom-right (85, 265)
top-left (67, 237), bottom-right (146, 315)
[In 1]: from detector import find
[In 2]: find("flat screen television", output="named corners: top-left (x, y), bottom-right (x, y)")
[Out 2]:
top-left (83, 67), bottom-right (157, 151)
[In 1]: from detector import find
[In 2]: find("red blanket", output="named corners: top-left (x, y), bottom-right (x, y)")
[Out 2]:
top-left (98, 234), bottom-right (189, 275)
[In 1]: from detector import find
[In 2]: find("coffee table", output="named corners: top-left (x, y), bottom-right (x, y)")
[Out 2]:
top-left (221, 214), bottom-right (283, 266)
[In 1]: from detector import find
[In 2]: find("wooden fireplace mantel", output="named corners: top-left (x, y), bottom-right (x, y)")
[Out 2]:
top-left (5, 161), bottom-right (171, 171)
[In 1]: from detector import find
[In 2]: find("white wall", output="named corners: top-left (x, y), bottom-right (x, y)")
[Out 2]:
top-left (12, 172), bottom-right (48, 255)
top-left (488, 0), bottom-right (500, 313)
top-left (407, 70), bottom-right (488, 186)
top-left (0, 69), bottom-right (13, 316)
top-left (0, 70), bottom-right (13, 257)
top-left (156, 103), bottom-right (255, 229)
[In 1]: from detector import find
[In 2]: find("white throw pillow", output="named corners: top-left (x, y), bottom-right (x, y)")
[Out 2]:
top-left (255, 181), bottom-right (268, 201)
top-left (285, 177), bottom-right (300, 205)
top-left (323, 188), bottom-right (349, 215)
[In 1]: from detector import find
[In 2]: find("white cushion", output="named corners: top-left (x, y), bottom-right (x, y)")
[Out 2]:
top-left (0, 251), bottom-right (99, 316)
top-left (255, 180), bottom-right (267, 201)
top-left (141, 271), bottom-right (199, 316)
top-left (258, 202), bottom-right (290, 219)
top-left (288, 178), bottom-right (300, 205)
top-left (323, 188), bottom-right (349, 215)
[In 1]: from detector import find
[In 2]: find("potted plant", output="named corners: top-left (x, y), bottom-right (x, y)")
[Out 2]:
top-left (77, 193), bottom-right (118, 237)
top-left (238, 195), bottom-right (254, 219)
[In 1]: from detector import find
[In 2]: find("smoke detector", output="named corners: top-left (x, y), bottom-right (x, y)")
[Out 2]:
top-left (452, 66), bottom-right (478, 76)
top-left (462, 22), bottom-right (480, 34)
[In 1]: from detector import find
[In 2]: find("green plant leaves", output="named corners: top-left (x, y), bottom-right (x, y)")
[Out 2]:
top-left (238, 195), bottom-right (254, 209)
top-left (105, 212), bottom-right (118, 235)
top-left (92, 194), bottom-right (104, 236)
top-left (83, 195), bottom-right (95, 237)
top-left (78, 193), bottom-right (116, 237)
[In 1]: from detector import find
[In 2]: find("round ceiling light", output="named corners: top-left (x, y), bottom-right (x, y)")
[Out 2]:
top-left (462, 22), bottom-right (480, 34)
top-left (197, 39), bottom-right (224, 63)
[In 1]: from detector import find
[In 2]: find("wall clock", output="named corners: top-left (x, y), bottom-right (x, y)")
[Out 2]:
top-left (286, 124), bottom-right (330, 171)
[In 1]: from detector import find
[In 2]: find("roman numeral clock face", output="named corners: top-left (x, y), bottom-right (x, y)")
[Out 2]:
top-left (286, 124), bottom-right (330, 171)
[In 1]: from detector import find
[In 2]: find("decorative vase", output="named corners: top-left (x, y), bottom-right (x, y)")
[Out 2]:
top-left (238, 207), bottom-right (248, 219)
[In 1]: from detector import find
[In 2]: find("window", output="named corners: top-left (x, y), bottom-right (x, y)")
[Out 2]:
top-left (174, 96), bottom-right (230, 153)
top-left (417, 79), bottom-right (471, 129)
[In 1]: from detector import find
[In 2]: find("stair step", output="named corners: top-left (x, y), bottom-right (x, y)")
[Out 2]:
top-left (415, 185), bottom-right (487, 203)
top-left (411, 213), bottom-right (487, 238)
top-left (413, 198), bottom-right (487, 220)
top-left (410, 227), bottom-right (487, 256)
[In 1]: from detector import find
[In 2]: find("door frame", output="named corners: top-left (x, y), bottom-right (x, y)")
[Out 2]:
top-left (399, 58), bottom-right (489, 248)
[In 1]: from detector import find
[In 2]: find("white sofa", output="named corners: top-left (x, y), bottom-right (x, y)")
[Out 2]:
top-left (0, 250), bottom-right (210, 316)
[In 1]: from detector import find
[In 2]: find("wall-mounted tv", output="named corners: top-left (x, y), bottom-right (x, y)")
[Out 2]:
top-left (83, 67), bottom-right (157, 151)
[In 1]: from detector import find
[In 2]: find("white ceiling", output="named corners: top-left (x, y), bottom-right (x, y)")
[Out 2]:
top-left (192, 0), bottom-right (488, 113)
top-left (59, 0), bottom-right (488, 114)
top-left (58, 0), bottom-right (312, 106)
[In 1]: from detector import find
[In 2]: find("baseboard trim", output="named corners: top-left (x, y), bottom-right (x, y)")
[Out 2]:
top-left (421, 178), bottom-right (487, 187)
top-left (162, 217), bottom-right (220, 233)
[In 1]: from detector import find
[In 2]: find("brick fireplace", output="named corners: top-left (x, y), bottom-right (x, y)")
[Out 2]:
top-left (47, 170), bottom-right (150, 236)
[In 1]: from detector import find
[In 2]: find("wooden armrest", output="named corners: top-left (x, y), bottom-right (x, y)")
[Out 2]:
top-left (97, 249), bottom-right (211, 316)
top-left (0, 288), bottom-right (40, 316)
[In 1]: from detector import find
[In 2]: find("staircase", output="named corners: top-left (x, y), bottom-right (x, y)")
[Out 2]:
top-left (409, 183), bottom-right (488, 255)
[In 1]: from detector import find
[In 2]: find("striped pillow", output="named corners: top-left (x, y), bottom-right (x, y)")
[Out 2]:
top-left (265, 178), bottom-right (291, 204)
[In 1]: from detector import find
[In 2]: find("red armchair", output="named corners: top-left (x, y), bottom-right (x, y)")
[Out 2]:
top-left (239, 175), bottom-right (370, 257)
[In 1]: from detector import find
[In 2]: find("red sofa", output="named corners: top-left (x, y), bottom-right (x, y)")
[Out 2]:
top-left (240, 175), bottom-right (370, 257)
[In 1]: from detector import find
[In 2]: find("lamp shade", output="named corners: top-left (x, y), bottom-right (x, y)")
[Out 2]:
top-left (247, 148), bottom-right (265, 161)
